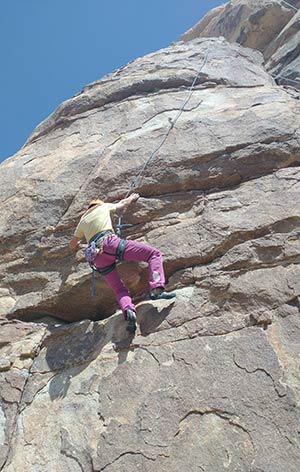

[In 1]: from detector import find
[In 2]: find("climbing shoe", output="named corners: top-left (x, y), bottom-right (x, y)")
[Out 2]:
top-left (150, 288), bottom-right (176, 300)
top-left (125, 309), bottom-right (137, 333)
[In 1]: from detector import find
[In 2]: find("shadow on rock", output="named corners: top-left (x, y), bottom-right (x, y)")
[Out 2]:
top-left (111, 299), bottom-right (175, 363)
top-left (137, 300), bottom-right (175, 336)
top-left (43, 319), bottom-right (109, 400)
top-left (41, 299), bottom-right (175, 400)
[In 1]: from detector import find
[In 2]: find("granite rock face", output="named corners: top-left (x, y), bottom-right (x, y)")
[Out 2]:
top-left (1, 305), bottom-right (300, 472)
top-left (181, 0), bottom-right (300, 87)
top-left (0, 38), bottom-right (299, 322)
top-left (0, 10), bottom-right (300, 472)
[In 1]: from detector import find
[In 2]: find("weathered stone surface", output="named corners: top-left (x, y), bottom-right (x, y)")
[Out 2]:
top-left (0, 37), bottom-right (299, 321)
top-left (0, 320), bottom-right (47, 469)
top-left (181, 0), bottom-right (300, 87)
top-left (1, 301), bottom-right (300, 472)
top-left (265, 11), bottom-right (300, 84)
top-left (0, 4), bottom-right (300, 471)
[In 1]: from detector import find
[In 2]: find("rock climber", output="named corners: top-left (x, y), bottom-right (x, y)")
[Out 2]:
top-left (69, 193), bottom-right (176, 332)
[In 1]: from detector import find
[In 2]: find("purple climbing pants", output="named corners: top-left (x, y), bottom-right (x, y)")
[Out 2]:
top-left (93, 235), bottom-right (165, 316)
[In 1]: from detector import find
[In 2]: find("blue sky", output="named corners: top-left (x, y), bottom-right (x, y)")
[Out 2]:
top-left (0, 0), bottom-right (225, 162)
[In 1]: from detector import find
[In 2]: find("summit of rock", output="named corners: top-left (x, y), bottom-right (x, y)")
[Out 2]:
top-left (181, 0), bottom-right (300, 87)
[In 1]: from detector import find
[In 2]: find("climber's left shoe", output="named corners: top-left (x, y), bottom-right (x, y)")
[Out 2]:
top-left (125, 309), bottom-right (137, 333)
top-left (150, 287), bottom-right (176, 300)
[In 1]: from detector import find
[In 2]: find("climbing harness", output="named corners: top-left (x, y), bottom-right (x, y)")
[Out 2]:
top-left (84, 230), bottom-right (114, 263)
top-left (116, 44), bottom-right (211, 237)
top-left (88, 232), bottom-right (127, 297)
top-left (84, 241), bottom-right (100, 264)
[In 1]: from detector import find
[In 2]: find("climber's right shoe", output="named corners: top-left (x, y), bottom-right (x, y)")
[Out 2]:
top-left (150, 287), bottom-right (176, 301)
top-left (125, 309), bottom-right (137, 333)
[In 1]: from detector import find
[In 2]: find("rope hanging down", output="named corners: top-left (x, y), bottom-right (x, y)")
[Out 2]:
top-left (278, 0), bottom-right (299, 12)
top-left (273, 0), bottom-right (299, 86)
top-left (116, 44), bottom-right (211, 236)
top-left (273, 74), bottom-right (300, 85)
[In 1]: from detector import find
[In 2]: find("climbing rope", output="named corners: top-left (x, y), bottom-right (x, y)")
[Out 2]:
top-left (116, 0), bottom-right (299, 237)
top-left (116, 43), bottom-right (211, 236)
top-left (273, 0), bottom-right (300, 87)
top-left (278, 0), bottom-right (299, 12)
top-left (273, 74), bottom-right (300, 85)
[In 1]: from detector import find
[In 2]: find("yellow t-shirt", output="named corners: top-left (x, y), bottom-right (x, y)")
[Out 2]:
top-left (74, 203), bottom-right (117, 243)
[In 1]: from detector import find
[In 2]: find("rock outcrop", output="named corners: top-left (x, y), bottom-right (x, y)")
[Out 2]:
top-left (0, 6), bottom-right (300, 472)
top-left (181, 0), bottom-right (300, 87)
top-left (1, 38), bottom-right (299, 322)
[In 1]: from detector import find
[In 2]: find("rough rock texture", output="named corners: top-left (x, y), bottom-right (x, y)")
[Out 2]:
top-left (1, 38), bottom-right (299, 322)
top-left (181, 0), bottom-right (300, 87)
top-left (1, 297), bottom-right (300, 471)
top-left (0, 15), bottom-right (300, 472)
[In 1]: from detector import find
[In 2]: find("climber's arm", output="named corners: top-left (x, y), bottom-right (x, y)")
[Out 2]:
top-left (114, 193), bottom-right (140, 212)
top-left (69, 236), bottom-right (82, 250)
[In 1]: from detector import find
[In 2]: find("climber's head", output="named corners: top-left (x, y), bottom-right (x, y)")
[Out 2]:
top-left (87, 199), bottom-right (104, 210)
